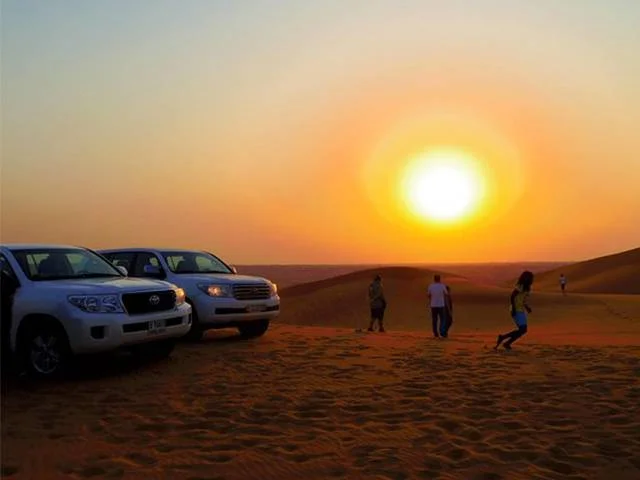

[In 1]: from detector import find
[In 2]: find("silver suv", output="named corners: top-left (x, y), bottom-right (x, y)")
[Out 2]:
top-left (99, 248), bottom-right (280, 340)
top-left (0, 244), bottom-right (192, 378)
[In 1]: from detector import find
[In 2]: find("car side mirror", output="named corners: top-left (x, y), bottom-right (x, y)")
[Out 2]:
top-left (143, 264), bottom-right (165, 278)
top-left (117, 266), bottom-right (128, 276)
top-left (231, 266), bottom-right (238, 274)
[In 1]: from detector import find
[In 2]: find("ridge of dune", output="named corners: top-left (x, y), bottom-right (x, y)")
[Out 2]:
top-left (530, 247), bottom-right (640, 294)
top-left (280, 266), bottom-right (468, 297)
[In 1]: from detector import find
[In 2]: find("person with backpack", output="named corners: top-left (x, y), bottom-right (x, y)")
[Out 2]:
top-left (367, 274), bottom-right (387, 333)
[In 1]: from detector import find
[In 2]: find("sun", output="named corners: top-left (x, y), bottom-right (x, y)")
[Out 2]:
top-left (400, 149), bottom-right (485, 223)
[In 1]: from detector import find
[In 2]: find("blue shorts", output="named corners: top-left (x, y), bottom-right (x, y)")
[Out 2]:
top-left (513, 312), bottom-right (528, 328)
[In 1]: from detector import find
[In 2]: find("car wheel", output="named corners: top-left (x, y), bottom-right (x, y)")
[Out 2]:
top-left (238, 319), bottom-right (270, 339)
top-left (21, 321), bottom-right (71, 379)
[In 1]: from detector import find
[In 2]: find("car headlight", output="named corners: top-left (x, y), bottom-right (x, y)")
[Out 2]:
top-left (269, 282), bottom-right (278, 295)
top-left (197, 283), bottom-right (233, 297)
top-left (174, 287), bottom-right (186, 306)
top-left (68, 295), bottom-right (124, 313)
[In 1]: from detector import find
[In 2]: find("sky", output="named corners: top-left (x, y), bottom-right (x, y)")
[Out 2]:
top-left (2, 0), bottom-right (640, 264)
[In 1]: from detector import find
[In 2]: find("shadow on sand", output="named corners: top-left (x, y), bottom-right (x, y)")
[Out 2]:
top-left (1, 328), bottom-right (252, 392)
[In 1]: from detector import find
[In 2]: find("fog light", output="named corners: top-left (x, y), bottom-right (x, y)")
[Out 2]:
top-left (91, 326), bottom-right (106, 339)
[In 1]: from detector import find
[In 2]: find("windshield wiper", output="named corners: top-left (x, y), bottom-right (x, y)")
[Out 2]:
top-left (76, 273), bottom-right (121, 278)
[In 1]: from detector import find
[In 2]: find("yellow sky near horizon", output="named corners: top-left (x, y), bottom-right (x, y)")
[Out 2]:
top-left (2, 1), bottom-right (639, 264)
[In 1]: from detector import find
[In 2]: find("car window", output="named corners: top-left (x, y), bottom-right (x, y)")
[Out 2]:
top-left (103, 252), bottom-right (136, 272)
top-left (132, 252), bottom-right (162, 276)
top-left (25, 253), bottom-right (48, 278)
top-left (162, 251), bottom-right (232, 274)
top-left (196, 256), bottom-right (214, 270)
top-left (11, 248), bottom-right (122, 281)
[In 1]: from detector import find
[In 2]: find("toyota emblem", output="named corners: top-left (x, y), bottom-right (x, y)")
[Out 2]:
top-left (149, 295), bottom-right (160, 305)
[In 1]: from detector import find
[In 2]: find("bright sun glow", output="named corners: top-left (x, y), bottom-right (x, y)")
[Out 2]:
top-left (401, 150), bottom-right (485, 223)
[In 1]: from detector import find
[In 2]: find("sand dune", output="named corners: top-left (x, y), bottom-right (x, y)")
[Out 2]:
top-left (238, 265), bottom-right (376, 290)
top-left (280, 266), bottom-right (467, 296)
top-left (278, 266), bottom-right (498, 331)
top-left (277, 266), bottom-right (636, 334)
top-left (526, 248), bottom-right (640, 295)
top-left (239, 263), bottom-right (567, 290)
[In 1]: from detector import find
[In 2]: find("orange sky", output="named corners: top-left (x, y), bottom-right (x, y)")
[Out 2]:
top-left (2, 1), bottom-right (639, 264)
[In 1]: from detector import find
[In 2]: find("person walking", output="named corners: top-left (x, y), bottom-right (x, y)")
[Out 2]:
top-left (559, 274), bottom-right (567, 295)
top-left (367, 274), bottom-right (387, 333)
top-left (428, 275), bottom-right (449, 338)
top-left (495, 271), bottom-right (534, 350)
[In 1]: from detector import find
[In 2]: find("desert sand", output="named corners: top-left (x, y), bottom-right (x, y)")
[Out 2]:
top-left (2, 263), bottom-right (640, 480)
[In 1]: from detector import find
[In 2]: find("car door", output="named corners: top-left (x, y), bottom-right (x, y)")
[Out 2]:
top-left (1, 253), bottom-right (20, 356)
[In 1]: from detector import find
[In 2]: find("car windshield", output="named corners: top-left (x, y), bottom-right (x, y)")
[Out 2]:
top-left (162, 251), bottom-right (233, 274)
top-left (11, 248), bottom-right (123, 281)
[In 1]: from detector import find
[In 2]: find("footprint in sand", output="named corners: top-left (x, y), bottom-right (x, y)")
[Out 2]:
top-left (125, 452), bottom-right (157, 466)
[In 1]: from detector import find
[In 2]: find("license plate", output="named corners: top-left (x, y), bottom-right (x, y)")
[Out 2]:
top-left (247, 305), bottom-right (266, 313)
top-left (148, 319), bottom-right (167, 334)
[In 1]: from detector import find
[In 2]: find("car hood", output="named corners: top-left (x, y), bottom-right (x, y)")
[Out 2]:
top-left (37, 277), bottom-right (176, 293)
top-left (173, 274), bottom-right (270, 285)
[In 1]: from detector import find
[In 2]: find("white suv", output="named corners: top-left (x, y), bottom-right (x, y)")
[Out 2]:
top-left (0, 244), bottom-right (192, 378)
top-left (99, 248), bottom-right (280, 340)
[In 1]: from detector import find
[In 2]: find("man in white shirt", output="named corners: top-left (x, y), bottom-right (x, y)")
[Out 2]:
top-left (428, 275), bottom-right (450, 338)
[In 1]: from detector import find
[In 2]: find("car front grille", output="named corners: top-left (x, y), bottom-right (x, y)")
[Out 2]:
top-left (122, 290), bottom-right (176, 315)
top-left (232, 284), bottom-right (271, 300)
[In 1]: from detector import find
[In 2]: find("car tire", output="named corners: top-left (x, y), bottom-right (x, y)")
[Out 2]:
top-left (238, 319), bottom-right (270, 339)
top-left (184, 302), bottom-right (204, 341)
top-left (19, 319), bottom-right (71, 379)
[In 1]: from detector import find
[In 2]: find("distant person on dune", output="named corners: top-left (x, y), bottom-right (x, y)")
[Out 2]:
top-left (367, 274), bottom-right (387, 333)
top-left (428, 275), bottom-right (450, 338)
top-left (494, 270), bottom-right (534, 351)
top-left (559, 274), bottom-right (567, 295)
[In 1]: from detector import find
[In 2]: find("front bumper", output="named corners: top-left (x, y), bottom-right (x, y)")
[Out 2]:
top-left (66, 303), bottom-right (192, 354)
top-left (193, 294), bottom-right (280, 327)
